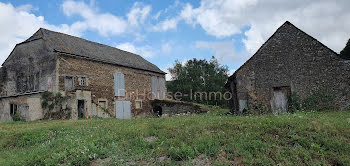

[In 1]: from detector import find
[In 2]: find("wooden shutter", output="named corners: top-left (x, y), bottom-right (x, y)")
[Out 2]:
top-left (151, 76), bottom-right (158, 99)
top-left (158, 77), bottom-right (165, 99)
top-left (119, 74), bottom-right (125, 96)
top-left (114, 73), bottom-right (125, 96)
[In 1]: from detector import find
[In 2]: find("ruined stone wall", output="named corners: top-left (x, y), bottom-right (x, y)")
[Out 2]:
top-left (232, 23), bottom-right (350, 112)
top-left (57, 55), bottom-right (165, 117)
top-left (151, 100), bottom-right (208, 117)
top-left (0, 93), bottom-right (43, 122)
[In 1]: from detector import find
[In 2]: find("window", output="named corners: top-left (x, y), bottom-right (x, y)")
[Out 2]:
top-left (135, 100), bottom-right (142, 109)
top-left (10, 104), bottom-right (17, 115)
top-left (98, 100), bottom-right (107, 111)
top-left (80, 76), bottom-right (86, 86)
top-left (65, 76), bottom-right (74, 91)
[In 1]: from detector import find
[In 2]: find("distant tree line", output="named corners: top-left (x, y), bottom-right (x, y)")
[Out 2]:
top-left (166, 57), bottom-right (230, 107)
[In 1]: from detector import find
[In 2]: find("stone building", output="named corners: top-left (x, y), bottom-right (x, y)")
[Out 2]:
top-left (0, 28), bottom-right (166, 122)
top-left (225, 21), bottom-right (350, 114)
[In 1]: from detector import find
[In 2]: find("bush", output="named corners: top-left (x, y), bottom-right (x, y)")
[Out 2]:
top-left (301, 90), bottom-right (335, 111)
top-left (288, 90), bottom-right (335, 112)
top-left (11, 113), bottom-right (25, 122)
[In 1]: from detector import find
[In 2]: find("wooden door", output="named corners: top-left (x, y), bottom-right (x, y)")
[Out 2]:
top-left (271, 87), bottom-right (290, 114)
top-left (115, 100), bottom-right (131, 119)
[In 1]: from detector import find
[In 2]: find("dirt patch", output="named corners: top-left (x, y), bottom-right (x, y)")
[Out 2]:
top-left (89, 157), bottom-right (111, 166)
top-left (216, 150), bottom-right (245, 166)
top-left (144, 136), bottom-right (157, 143)
top-left (158, 156), bottom-right (171, 163)
top-left (192, 154), bottom-right (211, 166)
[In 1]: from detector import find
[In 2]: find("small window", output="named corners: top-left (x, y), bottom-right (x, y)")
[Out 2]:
top-left (98, 100), bottom-right (107, 111)
top-left (80, 76), bottom-right (87, 86)
top-left (135, 100), bottom-right (142, 109)
top-left (10, 104), bottom-right (17, 115)
top-left (65, 76), bottom-right (74, 91)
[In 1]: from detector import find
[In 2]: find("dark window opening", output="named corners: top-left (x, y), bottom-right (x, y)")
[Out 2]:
top-left (10, 104), bottom-right (17, 115)
top-left (153, 105), bottom-right (163, 117)
top-left (78, 100), bottom-right (85, 119)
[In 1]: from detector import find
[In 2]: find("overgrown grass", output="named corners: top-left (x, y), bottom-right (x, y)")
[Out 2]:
top-left (0, 108), bottom-right (349, 165)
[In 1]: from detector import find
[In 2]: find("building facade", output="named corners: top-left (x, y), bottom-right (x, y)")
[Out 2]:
top-left (225, 21), bottom-right (350, 114)
top-left (0, 28), bottom-right (166, 121)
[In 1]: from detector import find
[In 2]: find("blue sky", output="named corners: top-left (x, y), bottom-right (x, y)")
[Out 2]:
top-left (0, 0), bottom-right (349, 80)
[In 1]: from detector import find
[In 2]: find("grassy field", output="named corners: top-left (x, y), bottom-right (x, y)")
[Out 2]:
top-left (0, 108), bottom-right (349, 166)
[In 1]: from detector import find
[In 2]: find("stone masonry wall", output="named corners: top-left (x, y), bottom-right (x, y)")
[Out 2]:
top-left (231, 22), bottom-right (350, 112)
top-left (57, 55), bottom-right (165, 117)
top-left (1, 39), bottom-right (57, 96)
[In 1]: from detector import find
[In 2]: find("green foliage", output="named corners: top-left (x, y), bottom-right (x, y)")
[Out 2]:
top-left (194, 136), bottom-right (220, 157)
top-left (167, 57), bottom-right (229, 107)
top-left (302, 90), bottom-right (335, 111)
top-left (10, 113), bottom-right (25, 122)
top-left (41, 91), bottom-right (70, 119)
top-left (168, 143), bottom-right (197, 161)
top-left (289, 90), bottom-right (335, 112)
top-left (0, 111), bottom-right (350, 165)
top-left (289, 92), bottom-right (301, 112)
top-left (340, 38), bottom-right (350, 60)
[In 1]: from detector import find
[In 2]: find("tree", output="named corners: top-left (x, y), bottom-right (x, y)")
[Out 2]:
top-left (167, 57), bottom-right (229, 107)
top-left (340, 39), bottom-right (350, 60)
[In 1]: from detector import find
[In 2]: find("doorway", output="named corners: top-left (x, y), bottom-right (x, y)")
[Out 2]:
top-left (153, 105), bottom-right (163, 117)
top-left (115, 100), bottom-right (131, 119)
top-left (271, 86), bottom-right (290, 114)
top-left (78, 100), bottom-right (85, 119)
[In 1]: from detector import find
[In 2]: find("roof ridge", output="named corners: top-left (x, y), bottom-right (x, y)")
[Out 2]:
top-left (36, 28), bottom-right (164, 74)
top-left (38, 28), bottom-right (144, 58)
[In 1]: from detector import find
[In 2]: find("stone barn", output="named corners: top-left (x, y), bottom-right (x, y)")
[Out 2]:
top-left (225, 21), bottom-right (350, 114)
top-left (0, 28), bottom-right (166, 122)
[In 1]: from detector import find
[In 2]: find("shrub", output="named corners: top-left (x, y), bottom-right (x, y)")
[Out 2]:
top-left (301, 90), bottom-right (335, 111)
top-left (288, 90), bottom-right (335, 112)
top-left (11, 113), bottom-right (25, 122)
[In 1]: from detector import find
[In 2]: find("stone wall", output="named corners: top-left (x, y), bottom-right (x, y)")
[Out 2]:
top-left (0, 39), bottom-right (57, 96)
top-left (0, 93), bottom-right (43, 121)
top-left (0, 38), bottom-right (57, 122)
top-left (57, 55), bottom-right (165, 118)
top-left (151, 100), bottom-right (208, 117)
top-left (228, 22), bottom-right (350, 113)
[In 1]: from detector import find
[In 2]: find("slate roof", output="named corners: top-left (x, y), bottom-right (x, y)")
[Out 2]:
top-left (23, 28), bottom-right (165, 74)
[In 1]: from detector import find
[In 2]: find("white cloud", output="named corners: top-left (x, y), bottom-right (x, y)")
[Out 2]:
top-left (180, 0), bottom-right (350, 54)
top-left (152, 17), bottom-right (180, 32)
top-left (116, 42), bottom-right (155, 58)
top-left (0, 2), bottom-right (84, 65)
top-left (127, 2), bottom-right (151, 26)
top-left (195, 41), bottom-right (249, 63)
top-left (161, 43), bottom-right (172, 54)
top-left (62, 0), bottom-right (128, 36)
